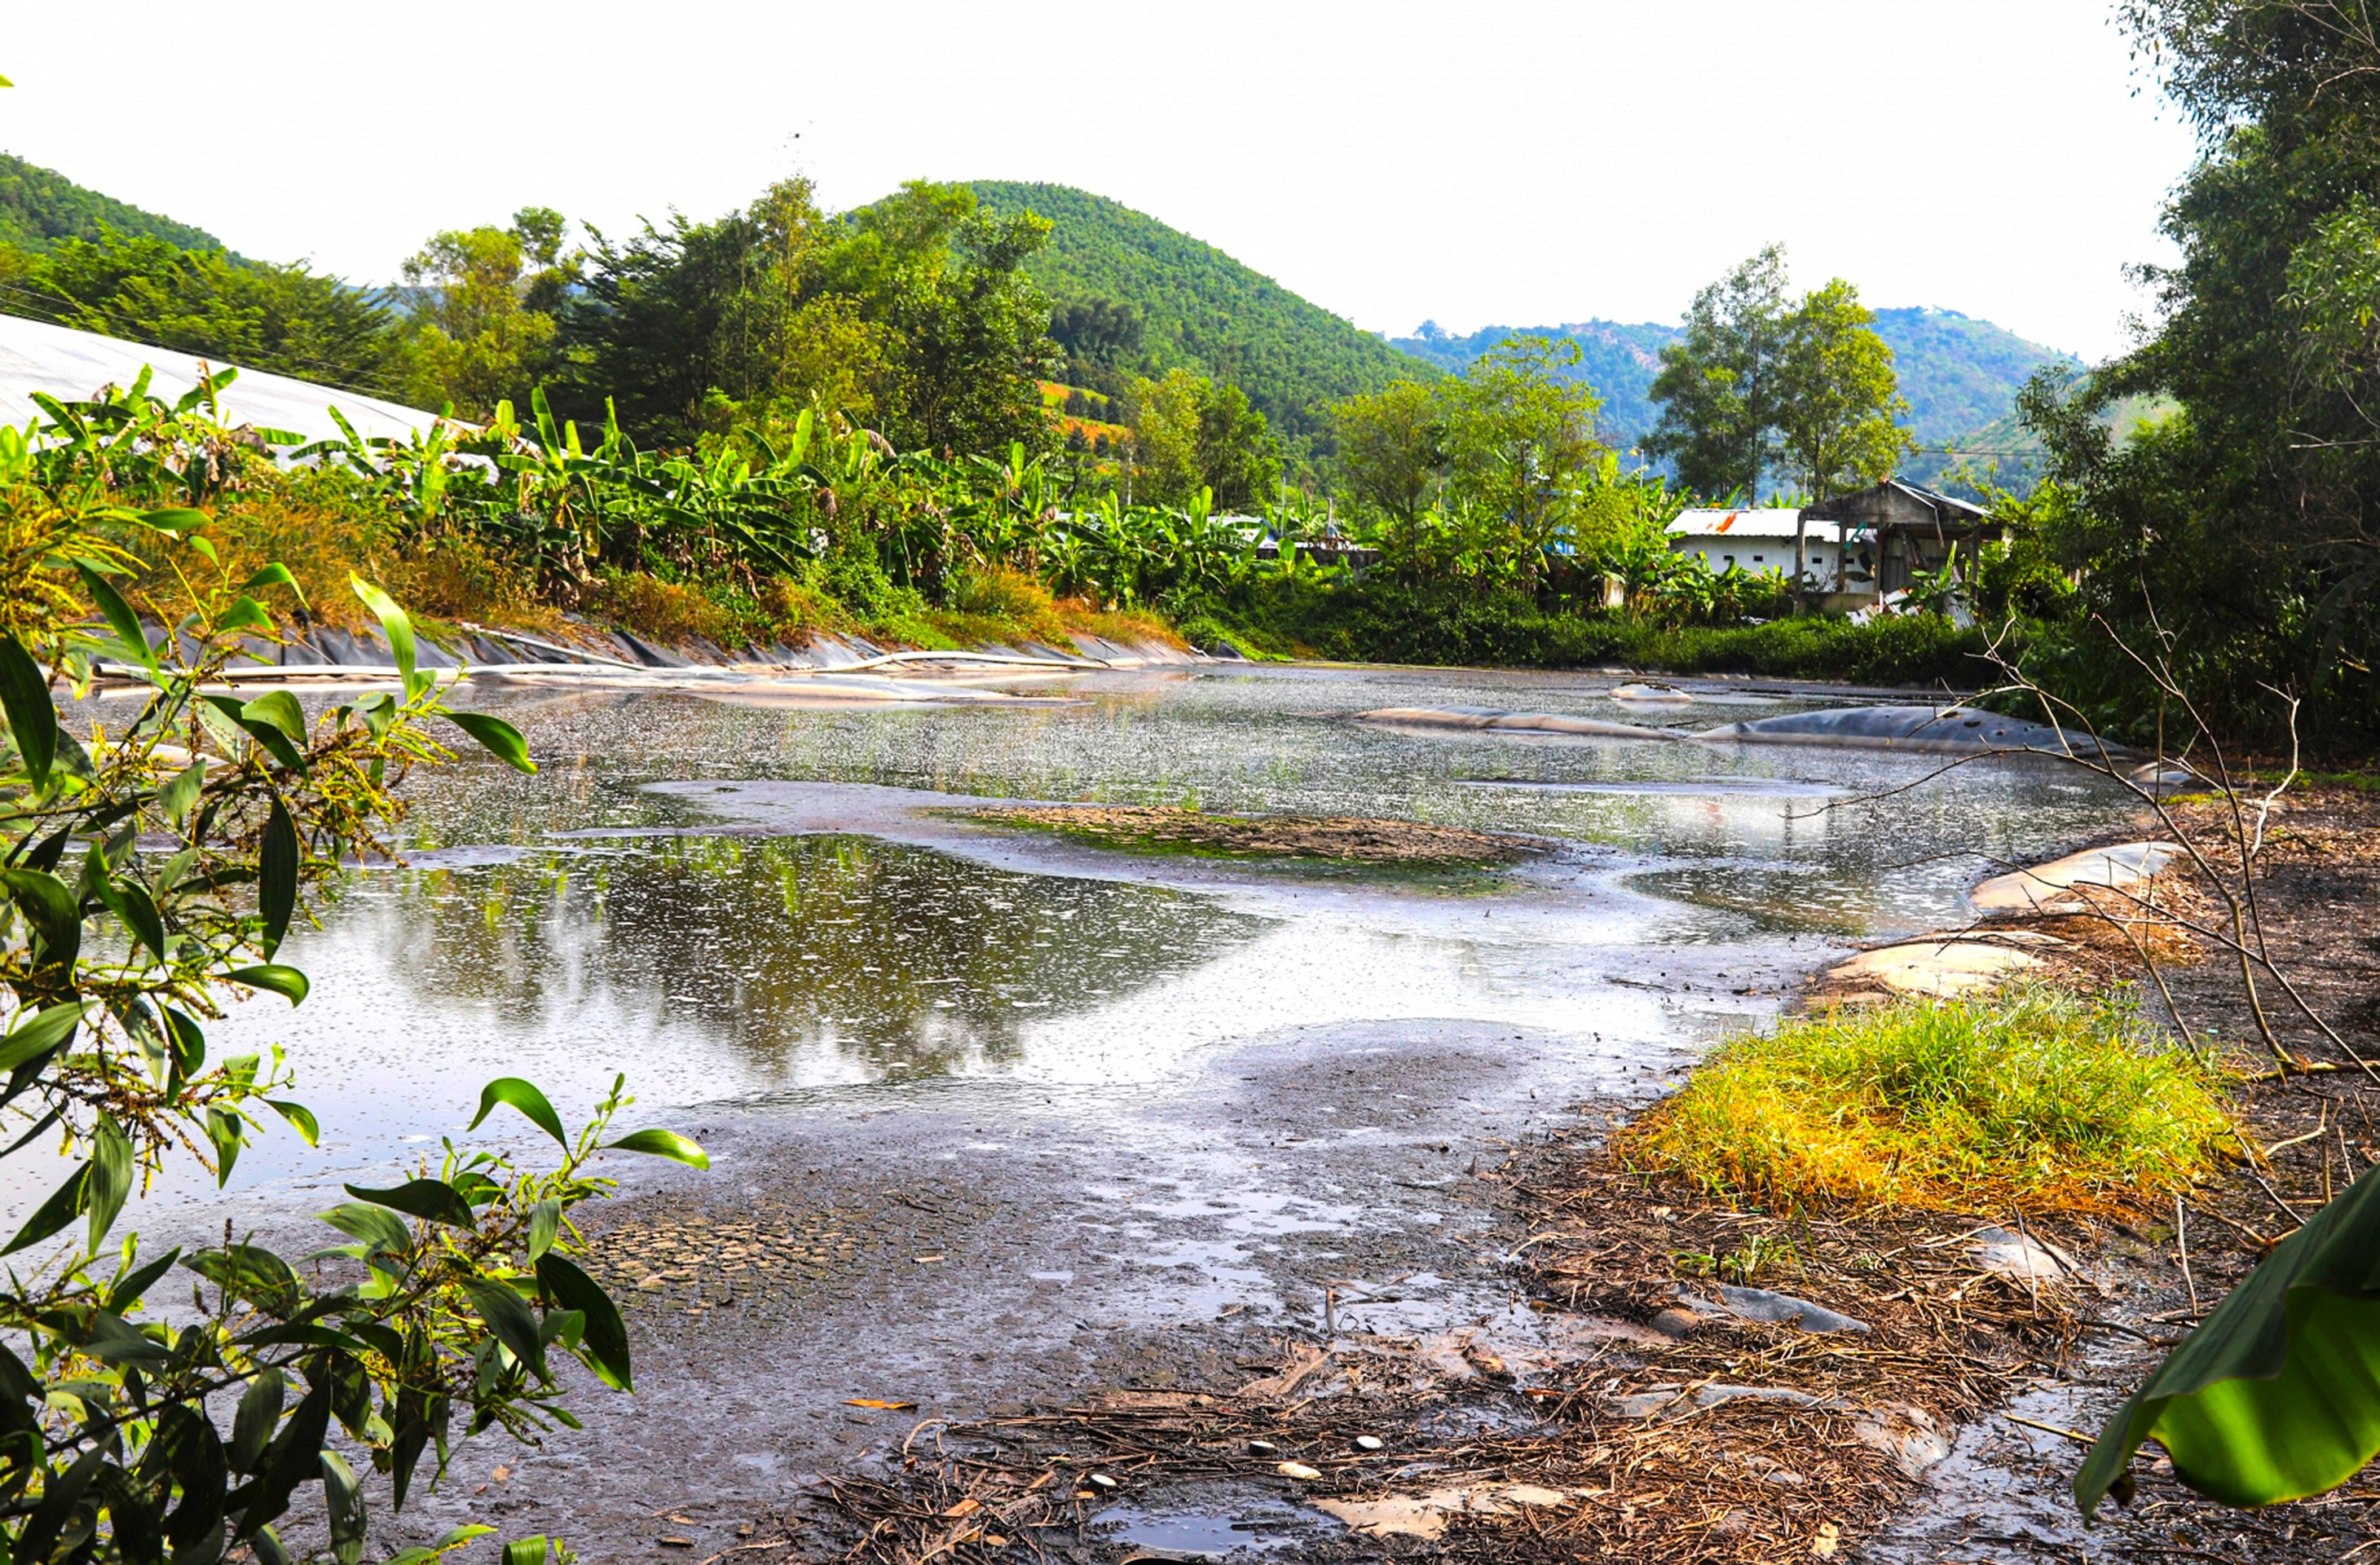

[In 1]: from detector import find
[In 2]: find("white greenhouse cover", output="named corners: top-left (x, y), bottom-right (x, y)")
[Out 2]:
top-left (0, 311), bottom-right (444, 450)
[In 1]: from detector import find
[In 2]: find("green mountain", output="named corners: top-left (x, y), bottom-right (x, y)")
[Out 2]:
top-left (1386, 307), bottom-right (2082, 457)
top-left (966, 181), bottom-right (1424, 447)
top-left (0, 152), bottom-right (223, 254)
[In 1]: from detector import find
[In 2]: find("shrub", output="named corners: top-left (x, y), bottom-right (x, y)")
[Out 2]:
top-left (1632, 989), bottom-right (2233, 1214)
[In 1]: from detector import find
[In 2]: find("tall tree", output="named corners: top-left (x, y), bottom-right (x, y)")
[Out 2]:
top-left (399, 206), bottom-right (579, 417)
top-left (1128, 368), bottom-right (1280, 509)
top-left (1643, 245), bottom-right (1789, 499)
top-left (1329, 379), bottom-right (1446, 536)
top-left (1768, 279), bottom-right (1911, 499)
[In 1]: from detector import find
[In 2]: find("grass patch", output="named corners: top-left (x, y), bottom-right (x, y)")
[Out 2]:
top-left (1631, 988), bottom-right (2233, 1214)
top-left (959, 805), bottom-right (1533, 886)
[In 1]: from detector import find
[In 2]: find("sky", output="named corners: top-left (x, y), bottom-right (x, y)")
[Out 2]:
top-left (3, 1), bottom-right (2200, 362)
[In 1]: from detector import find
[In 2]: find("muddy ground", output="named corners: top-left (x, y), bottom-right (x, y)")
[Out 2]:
top-left (359, 787), bottom-right (2380, 1565)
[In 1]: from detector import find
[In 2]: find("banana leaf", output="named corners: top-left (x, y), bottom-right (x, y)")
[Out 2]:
top-left (2076, 1162), bottom-right (2380, 1517)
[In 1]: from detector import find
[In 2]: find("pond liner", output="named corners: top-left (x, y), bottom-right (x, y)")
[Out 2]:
top-left (1355, 708), bottom-right (1685, 741)
top-left (1688, 704), bottom-right (2135, 757)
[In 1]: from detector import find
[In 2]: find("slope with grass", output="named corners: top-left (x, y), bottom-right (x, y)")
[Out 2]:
top-left (0, 151), bottom-right (224, 253)
top-left (966, 181), bottom-right (1425, 447)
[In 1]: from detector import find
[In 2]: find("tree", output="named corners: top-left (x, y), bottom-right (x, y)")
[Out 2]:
top-left (0, 379), bottom-right (703, 1562)
top-left (1128, 369), bottom-right (1280, 509)
top-left (1768, 278), bottom-right (1911, 499)
top-left (399, 207), bottom-right (579, 418)
top-left (1644, 245), bottom-right (1789, 499)
top-left (7, 232), bottom-right (402, 397)
top-left (1329, 380), bottom-right (1445, 538)
top-left (1439, 335), bottom-right (1606, 587)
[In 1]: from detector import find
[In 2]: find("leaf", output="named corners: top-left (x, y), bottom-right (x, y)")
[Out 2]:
top-left (1, 866), bottom-right (81, 968)
top-left (604, 1127), bottom-right (710, 1170)
top-left (240, 690), bottom-right (307, 743)
top-left (468, 1077), bottom-right (566, 1147)
top-left (385, 1525), bottom-right (499, 1564)
top-left (320, 1449), bottom-right (367, 1565)
top-left (186, 1243), bottom-right (301, 1312)
top-left (216, 596), bottom-right (273, 635)
top-left (98, 874), bottom-right (167, 963)
top-left (159, 757), bottom-right (205, 824)
top-left (527, 1197), bottom-right (561, 1263)
top-left (88, 1114), bottom-right (130, 1252)
top-left (350, 575), bottom-right (417, 690)
top-left (444, 711), bottom-right (536, 774)
top-left (231, 1369), bottom-right (284, 1474)
top-left (536, 1252), bottom-right (629, 1391)
top-left (258, 794), bottom-right (298, 956)
top-left (76, 562), bottom-right (157, 675)
top-left (137, 507), bottom-right (209, 531)
top-left (463, 1276), bottom-right (549, 1381)
top-left (199, 694), bottom-right (308, 774)
top-left (107, 1245), bottom-right (182, 1312)
top-left (501, 1539), bottom-right (553, 1565)
top-left (0, 633), bottom-right (56, 787)
top-left (3, 1165), bottom-right (87, 1255)
top-left (0, 1003), bottom-right (83, 1071)
top-left (319, 1201), bottom-right (411, 1254)
top-left (267, 1099), bottom-right (319, 1146)
top-left (227, 963), bottom-right (309, 1005)
top-left (344, 1178), bottom-right (477, 1228)
top-left (845, 1398), bottom-right (916, 1409)
top-left (205, 1108), bottom-right (244, 1186)
top-left (2078, 1161), bottom-right (2380, 1514)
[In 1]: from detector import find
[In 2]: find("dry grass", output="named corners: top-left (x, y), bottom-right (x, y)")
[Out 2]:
top-left (1631, 987), bottom-right (2235, 1215)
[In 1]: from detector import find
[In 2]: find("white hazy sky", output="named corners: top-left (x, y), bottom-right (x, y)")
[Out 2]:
top-left (4, 1), bottom-right (2198, 362)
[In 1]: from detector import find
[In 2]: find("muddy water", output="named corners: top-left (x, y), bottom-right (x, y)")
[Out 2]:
top-left (17, 664), bottom-right (2143, 1555)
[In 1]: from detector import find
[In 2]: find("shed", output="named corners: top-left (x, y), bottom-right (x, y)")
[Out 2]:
top-left (1665, 508), bottom-right (1850, 590)
top-left (1801, 480), bottom-right (1998, 597)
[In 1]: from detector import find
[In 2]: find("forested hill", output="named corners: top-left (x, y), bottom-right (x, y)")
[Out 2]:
top-left (1386, 307), bottom-right (2082, 452)
top-left (967, 182), bottom-right (1423, 444)
top-left (0, 152), bottom-right (223, 253)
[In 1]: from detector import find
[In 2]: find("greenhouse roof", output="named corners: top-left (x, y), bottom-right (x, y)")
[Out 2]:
top-left (0, 311), bottom-right (443, 450)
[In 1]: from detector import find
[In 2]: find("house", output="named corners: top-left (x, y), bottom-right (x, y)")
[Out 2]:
top-left (1800, 479), bottom-right (1998, 597)
top-left (1664, 508), bottom-right (1852, 592)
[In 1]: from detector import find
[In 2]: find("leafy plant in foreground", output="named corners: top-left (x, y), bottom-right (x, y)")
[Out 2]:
top-left (0, 383), bottom-right (704, 1562)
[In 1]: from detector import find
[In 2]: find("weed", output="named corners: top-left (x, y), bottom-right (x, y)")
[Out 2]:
top-left (1631, 987), bottom-right (2233, 1214)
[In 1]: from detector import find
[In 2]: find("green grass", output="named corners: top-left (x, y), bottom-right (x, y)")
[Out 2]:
top-left (1633, 988), bottom-right (2234, 1214)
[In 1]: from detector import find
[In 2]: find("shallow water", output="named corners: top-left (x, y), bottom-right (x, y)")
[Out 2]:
top-left (14, 664), bottom-right (2136, 1219)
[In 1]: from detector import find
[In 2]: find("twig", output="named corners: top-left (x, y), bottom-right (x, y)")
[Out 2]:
top-left (2176, 1193), bottom-right (2198, 1314)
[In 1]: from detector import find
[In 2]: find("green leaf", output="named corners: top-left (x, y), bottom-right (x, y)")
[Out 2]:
top-left (463, 1276), bottom-right (550, 1381)
top-left (500, 1538), bottom-right (553, 1565)
top-left (216, 597), bottom-right (274, 635)
top-left (186, 1243), bottom-right (301, 1312)
top-left (320, 1450), bottom-right (366, 1565)
top-left (2078, 1162), bottom-right (2380, 1514)
top-left (205, 1107), bottom-right (244, 1186)
top-left (385, 1525), bottom-right (498, 1564)
top-left (3, 1164), bottom-right (87, 1254)
top-left (199, 694), bottom-right (308, 774)
top-left (240, 690), bottom-right (307, 743)
top-left (0, 1003), bottom-right (83, 1071)
top-left (605, 1127), bottom-right (710, 1170)
top-left (2, 866), bottom-right (81, 968)
top-left (242, 563), bottom-right (307, 612)
top-left (350, 575), bottom-right (417, 690)
top-left (444, 710), bottom-right (536, 774)
top-left (258, 793), bottom-right (299, 956)
top-left (159, 756), bottom-right (205, 824)
top-left (344, 1178), bottom-right (476, 1228)
top-left (266, 1099), bottom-right (319, 1146)
top-left (0, 633), bottom-right (56, 787)
top-left (230, 1368), bottom-right (285, 1473)
top-left (76, 562), bottom-right (157, 675)
top-left (527, 1197), bottom-right (561, 1263)
top-left (319, 1201), bottom-right (410, 1254)
top-left (468, 1078), bottom-right (566, 1147)
top-left (536, 1252), bottom-right (631, 1391)
top-left (106, 1244), bottom-right (183, 1312)
top-left (137, 507), bottom-right (209, 531)
top-left (227, 964), bottom-right (309, 1005)
top-left (98, 874), bottom-right (167, 963)
top-left (88, 1114), bottom-right (130, 1252)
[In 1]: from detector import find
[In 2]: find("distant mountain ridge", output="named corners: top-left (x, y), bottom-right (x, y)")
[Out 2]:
top-left (0, 152), bottom-right (224, 255)
top-left (1386, 307), bottom-right (2082, 456)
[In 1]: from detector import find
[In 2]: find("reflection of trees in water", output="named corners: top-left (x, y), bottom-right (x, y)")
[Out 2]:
top-left (381, 835), bottom-right (1265, 1076)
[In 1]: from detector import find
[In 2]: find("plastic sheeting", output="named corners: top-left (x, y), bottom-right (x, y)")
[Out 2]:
top-left (0, 311), bottom-right (443, 449)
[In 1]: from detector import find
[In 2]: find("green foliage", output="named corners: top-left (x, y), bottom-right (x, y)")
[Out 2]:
top-left (2078, 1156), bottom-right (2380, 1516)
top-left (965, 181), bottom-right (1423, 456)
top-left (397, 208), bottom-right (580, 418)
top-left (0, 380), bottom-right (698, 1559)
top-left (1646, 248), bottom-right (1909, 500)
top-left (1634, 988), bottom-right (2231, 1214)
top-left (0, 151), bottom-right (223, 253)
top-left (1, 231), bottom-right (403, 397)
top-left (1126, 369), bottom-right (1280, 510)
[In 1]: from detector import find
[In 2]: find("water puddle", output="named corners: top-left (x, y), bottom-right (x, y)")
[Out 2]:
top-left (1092, 1497), bottom-right (1342, 1558)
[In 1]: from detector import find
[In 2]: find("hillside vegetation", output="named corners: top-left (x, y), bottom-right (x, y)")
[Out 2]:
top-left (1386, 306), bottom-right (2081, 461)
top-left (0, 151), bottom-right (224, 254)
top-left (966, 181), bottom-right (1423, 449)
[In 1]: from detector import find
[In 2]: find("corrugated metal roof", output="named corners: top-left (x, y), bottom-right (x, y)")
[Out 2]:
top-left (1666, 509), bottom-right (1840, 543)
top-left (0, 311), bottom-right (443, 448)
